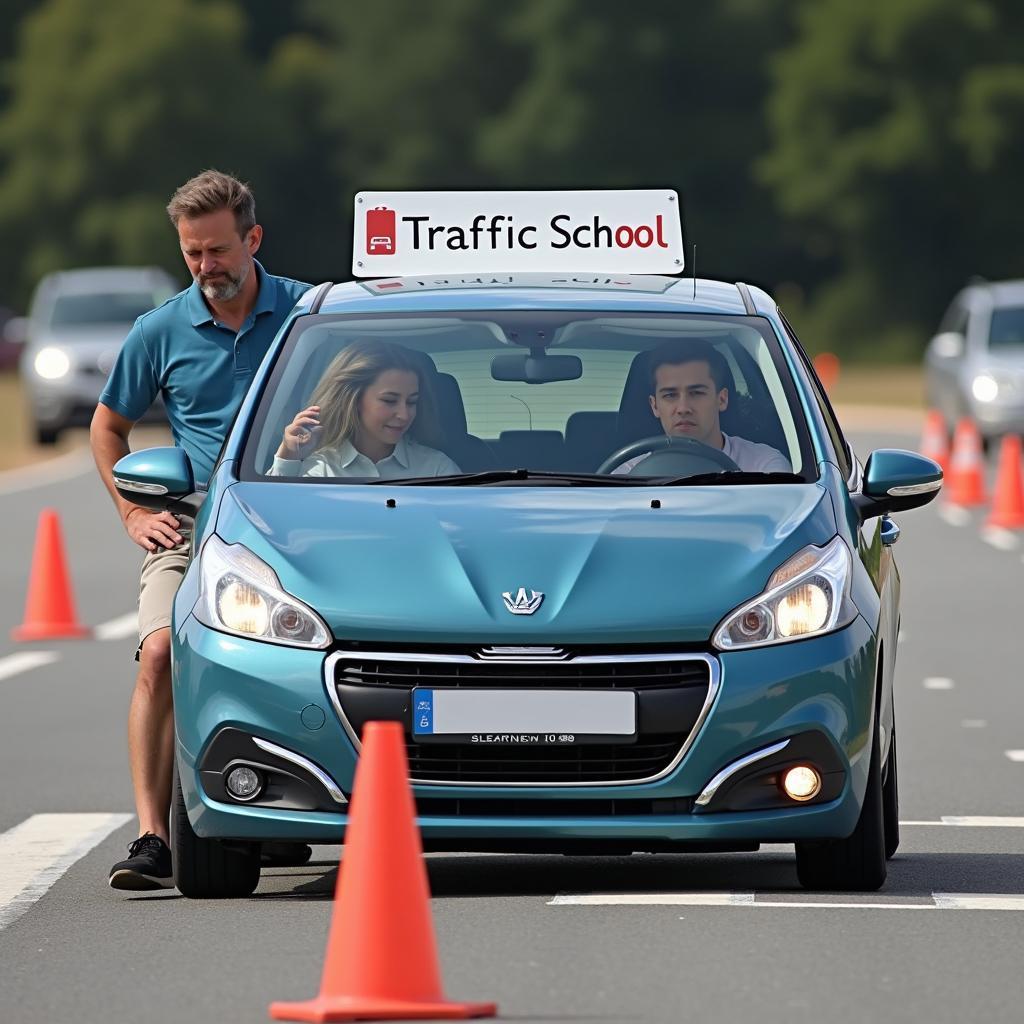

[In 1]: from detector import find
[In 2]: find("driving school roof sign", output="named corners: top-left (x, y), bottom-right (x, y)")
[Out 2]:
top-left (352, 190), bottom-right (684, 277)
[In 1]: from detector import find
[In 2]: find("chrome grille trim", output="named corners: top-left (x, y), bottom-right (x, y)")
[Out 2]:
top-left (322, 649), bottom-right (720, 788)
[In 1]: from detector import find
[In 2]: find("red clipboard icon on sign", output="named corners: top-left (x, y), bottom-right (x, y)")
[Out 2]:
top-left (366, 206), bottom-right (396, 255)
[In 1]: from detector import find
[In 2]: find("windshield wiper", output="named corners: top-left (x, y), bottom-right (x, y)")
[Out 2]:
top-left (384, 468), bottom-right (641, 487)
top-left (654, 471), bottom-right (804, 486)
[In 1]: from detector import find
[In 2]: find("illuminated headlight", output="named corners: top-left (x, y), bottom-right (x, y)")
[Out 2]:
top-left (713, 536), bottom-right (854, 650)
top-left (33, 347), bottom-right (71, 380)
top-left (194, 535), bottom-right (330, 648)
top-left (971, 374), bottom-right (999, 403)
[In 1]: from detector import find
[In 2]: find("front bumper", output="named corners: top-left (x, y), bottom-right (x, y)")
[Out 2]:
top-left (173, 614), bottom-right (877, 846)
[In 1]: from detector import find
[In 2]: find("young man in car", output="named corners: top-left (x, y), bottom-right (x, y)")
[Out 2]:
top-left (91, 170), bottom-right (312, 889)
top-left (613, 339), bottom-right (791, 475)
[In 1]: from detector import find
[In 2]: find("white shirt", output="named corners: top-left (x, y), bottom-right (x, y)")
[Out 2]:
top-left (613, 432), bottom-right (791, 475)
top-left (269, 436), bottom-right (461, 479)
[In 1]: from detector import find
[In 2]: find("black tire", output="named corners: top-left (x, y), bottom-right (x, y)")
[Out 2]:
top-left (172, 765), bottom-right (261, 898)
top-left (795, 729), bottom-right (887, 891)
top-left (882, 728), bottom-right (900, 860)
top-left (34, 424), bottom-right (60, 445)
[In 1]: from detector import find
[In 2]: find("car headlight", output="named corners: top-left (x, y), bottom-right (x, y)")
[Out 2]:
top-left (33, 347), bottom-right (71, 380)
top-left (971, 373), bottom-right (999, 403)
top-left (194, 535), bottom-right (331, 648)
top-left (713, 536), bottom-right (854, 650)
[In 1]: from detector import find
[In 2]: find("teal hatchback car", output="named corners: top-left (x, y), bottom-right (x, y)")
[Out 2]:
top-left (115, 271), bottom-right (941, 898)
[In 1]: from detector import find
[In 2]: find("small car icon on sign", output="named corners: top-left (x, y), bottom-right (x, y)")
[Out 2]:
top-left (368, 236), bottom-right (394, 253)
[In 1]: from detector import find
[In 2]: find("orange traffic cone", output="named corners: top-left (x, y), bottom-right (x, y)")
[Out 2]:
top-left (269, 721), bottom-right (497, 1023)
top-left (986, 434), bottom-right (1024, 529)
top-left (813, 352), bottom-right (840, 393)
top-left (920, 410), bottom-right (950, 477)
top-left (12, 509), bottom-right (91, 641)
top-left (945, 417), bottom-right (987, 507)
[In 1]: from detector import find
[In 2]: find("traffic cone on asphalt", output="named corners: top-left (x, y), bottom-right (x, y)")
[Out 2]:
top-left (945, 417), bottom-right (987, 507)
top-left (12, 509), bottom-right (91, 641)
top-left (813, 352), bottom-right (840, 393)
top-left (268, 721), bottom-right (497, 1023)
top-left (985, 434), bottom-right (1024, 529)
top-left (919, 410), bottom-right (950, 477)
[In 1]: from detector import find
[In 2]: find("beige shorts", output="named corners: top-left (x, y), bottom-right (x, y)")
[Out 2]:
top-left (138, 521), bottom-right (193, 648)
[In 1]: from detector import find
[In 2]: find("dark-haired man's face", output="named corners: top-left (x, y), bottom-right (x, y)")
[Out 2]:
top-left (649, 360), bottom-right (728, 449)
top-left (178, 207), bottom-right (262, 303)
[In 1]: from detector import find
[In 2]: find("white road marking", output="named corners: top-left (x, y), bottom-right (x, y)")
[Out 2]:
top-left (94, 611), bottom-right (138, 641)
top-left (933, 894), bottom-right (1024, 911)
top-left (923, 676), bottom-right (954, 690)
top-left (0, 813), bottom-right (133, 931)
top-left (938, 505), bottom-right (971, 527)
top-left (549, 892), bottom-right (754, 906)
top-left (961, 719), bottom-right (987, 728)
top-left (1005, 750), bottom-right (1024, 762)
top-left (551, 893), bottom-right (1024, 911)
top-left (0, 651), bottom-right (59, 682)
top-left (0, 449), bottom-right (93, 497)
top-left (941, 816), bottom-right (1024, 827)
top-left (981, 526), bottom-right (1019, 550)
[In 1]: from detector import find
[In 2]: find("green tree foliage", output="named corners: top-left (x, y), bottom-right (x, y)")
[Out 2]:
top-left (759, 0), bottom-right (1024, 357)
top-left (0, 0), bottom-right (285, 302)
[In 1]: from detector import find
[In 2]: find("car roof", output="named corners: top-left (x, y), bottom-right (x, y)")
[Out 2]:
top-left (973, 279), bottom-right (1024, 306)
top-left (311, 274), bottom-right (776, 317)
top-left (34, 266), bottom-right (176, 295)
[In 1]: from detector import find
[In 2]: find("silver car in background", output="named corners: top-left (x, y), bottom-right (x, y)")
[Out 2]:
top-left (925, 279), bottom-right (1024, 444)
top-left (14, 266), bottom-right (177, 443)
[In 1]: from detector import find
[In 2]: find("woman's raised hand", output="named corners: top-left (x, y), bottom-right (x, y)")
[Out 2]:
top-left (277, 406), bottom-right (323, 460)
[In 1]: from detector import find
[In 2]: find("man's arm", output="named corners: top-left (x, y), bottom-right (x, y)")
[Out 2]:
top-left (90, 402), bottom-right (182, 552)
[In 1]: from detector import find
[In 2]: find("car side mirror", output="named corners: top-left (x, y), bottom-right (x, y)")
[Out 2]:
top-left (928, 331), bottom-right (964, 359)
top-left (854, 449), bottom-right (942, 518)
top-left (113, 446), bottom-right (202, 516)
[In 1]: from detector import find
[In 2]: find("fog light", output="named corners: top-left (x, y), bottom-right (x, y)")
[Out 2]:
top-left (226, 766), bottom-right (262, 801)
top-left (782, 765), bottom-right (821, 802)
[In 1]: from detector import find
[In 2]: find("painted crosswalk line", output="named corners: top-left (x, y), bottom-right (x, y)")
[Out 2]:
top-left (94, 611), bottom-right (138, 641)
top-left (549, 892), bottom-right (1024, 910)
top-left (0, 813), bottom-right (133, 931)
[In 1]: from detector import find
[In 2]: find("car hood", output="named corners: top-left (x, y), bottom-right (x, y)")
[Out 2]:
top-left (214, 482), bottom-right (838, 644)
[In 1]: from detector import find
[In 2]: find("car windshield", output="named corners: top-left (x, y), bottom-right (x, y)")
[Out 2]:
top-left (243, 311), bottom-right (813, 484)
top-left (989, 307), bottom-right (1024, 349)
top-left (48, 291), bottom-right (162, 328)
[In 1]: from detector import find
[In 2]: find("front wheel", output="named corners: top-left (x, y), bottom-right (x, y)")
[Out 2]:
top-left (795, 731), bottom-right (887, 891)
top-left (172, 765), bottom-right (261, 898)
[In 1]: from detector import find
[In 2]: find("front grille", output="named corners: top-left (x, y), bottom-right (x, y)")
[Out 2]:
top-left (337, 654), bottom-right (709, 691)
top-left (330, 649), bottom-right (714, 786)
top-left (416, 796), bottom-right (693, 817)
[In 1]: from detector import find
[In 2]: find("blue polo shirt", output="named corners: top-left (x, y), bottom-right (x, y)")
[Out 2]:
top-left (100, 261), bottom-right (311, 485)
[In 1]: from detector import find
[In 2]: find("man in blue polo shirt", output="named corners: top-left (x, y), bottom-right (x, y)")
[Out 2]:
top-left (91, 170), bottom-right (311, 890)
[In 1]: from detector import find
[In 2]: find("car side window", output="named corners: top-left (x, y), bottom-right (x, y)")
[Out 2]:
top-left (778, 312), bottom-right (852, 480)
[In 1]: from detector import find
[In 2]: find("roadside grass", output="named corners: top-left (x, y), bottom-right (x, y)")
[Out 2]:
top-left (829, 364), bottom-right (924, 408)
top-left (0, 371), bottom-right (88, 471)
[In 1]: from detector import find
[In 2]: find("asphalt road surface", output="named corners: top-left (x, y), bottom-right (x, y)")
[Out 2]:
top-left (1, 425), bottom-right (1022, 1024)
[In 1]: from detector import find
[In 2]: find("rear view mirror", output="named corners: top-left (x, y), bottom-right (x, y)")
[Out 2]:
top-left (491, 350), bottom-right (582, 384)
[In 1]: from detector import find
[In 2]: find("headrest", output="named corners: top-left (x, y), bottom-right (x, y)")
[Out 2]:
top-left (433, 372), bottom-right (468, 435)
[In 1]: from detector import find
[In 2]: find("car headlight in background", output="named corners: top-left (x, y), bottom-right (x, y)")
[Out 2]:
top-left (194, 535), bottom-right (331, 648)
top-left (33, 347), bottom-right (71, 380)
top-left (971, 373), bottom-right (999, 403)
top-left (713, 536), bottom-right (854, 650)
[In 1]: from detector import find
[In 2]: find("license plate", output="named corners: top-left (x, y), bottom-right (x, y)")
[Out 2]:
top-left (411, 688), bottom-right (637, 744)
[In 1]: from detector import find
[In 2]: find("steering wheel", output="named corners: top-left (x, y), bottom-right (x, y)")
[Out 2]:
top-left (596, 435), bottom-right (741, 476)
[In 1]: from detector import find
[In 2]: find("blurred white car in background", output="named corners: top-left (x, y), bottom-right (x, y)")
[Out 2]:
top-left (10, 266), bottom-right (177, 443)
top-left (924, 278), bottom-right (1024, 444)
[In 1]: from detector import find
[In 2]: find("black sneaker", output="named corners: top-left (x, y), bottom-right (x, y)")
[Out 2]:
top-left (109, 833), bottom-right (174, 890)
top-left (261, 842), bottom-right (313, 867)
